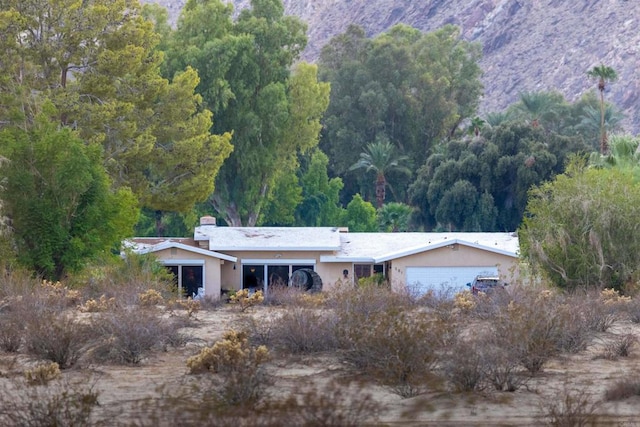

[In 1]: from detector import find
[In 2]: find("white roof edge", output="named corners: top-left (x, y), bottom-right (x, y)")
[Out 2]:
top-left (320, 256), bottom-right (376, 263)
top-left (138, 241), bottom-right (237, 262)
top-left (373, 238), bottom-right (518, 263)
top-left (210, 245), bottom-right (340, 252)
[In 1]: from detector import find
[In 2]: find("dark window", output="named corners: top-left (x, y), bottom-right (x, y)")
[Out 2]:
top-left (243, 265), bottom-right (264, 290)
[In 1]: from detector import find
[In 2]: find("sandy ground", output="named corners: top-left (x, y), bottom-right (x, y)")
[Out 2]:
top-left (2, 305), bottom-right (640, 426)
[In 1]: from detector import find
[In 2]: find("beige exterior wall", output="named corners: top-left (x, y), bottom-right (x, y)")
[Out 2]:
top-left (150, 244), bottom-right (518, 297)
top-left (151, 247), bottom-right (224, 298)
top-left (387, 244), bottom-right (519, 292)
top-left (215, 250), bottom-right (354, 292)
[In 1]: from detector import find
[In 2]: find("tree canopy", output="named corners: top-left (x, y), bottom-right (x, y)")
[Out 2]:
top-left (163, 0), bottom-right (329, 226)
top-left (0, 113), bottom-right (138, 280)
top-left (318, 24), bottom-right (483, 206)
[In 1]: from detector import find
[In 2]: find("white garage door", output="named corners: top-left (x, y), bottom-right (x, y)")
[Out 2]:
top-left (406, 266), bottom-right (498, 297)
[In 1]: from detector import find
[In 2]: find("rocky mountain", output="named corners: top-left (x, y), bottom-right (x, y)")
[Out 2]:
top-left (143, 0), bottom-right (640, 133)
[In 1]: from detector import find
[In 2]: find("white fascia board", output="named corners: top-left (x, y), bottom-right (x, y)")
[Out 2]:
top-left (158, 259), bottom-right (205, 266)
top-left (373, 239), bottom-right (518, 263)
top-left (140, 241), bottom-right (237, 262)
top-left (240, 259), bottom-right (316, 265)
top-left (209, 245), bottom-right (340, 252)
top-left (320, 256), bottom-right (376, 263)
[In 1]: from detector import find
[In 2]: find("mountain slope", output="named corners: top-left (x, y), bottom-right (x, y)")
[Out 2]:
top-left (144, 0), bottom-right (640, 133)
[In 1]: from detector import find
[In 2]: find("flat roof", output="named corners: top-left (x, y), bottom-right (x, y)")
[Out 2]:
top-left (126, 238), bottom-right (237, 262)
top-left (194, 226), bottom-right (343, 251)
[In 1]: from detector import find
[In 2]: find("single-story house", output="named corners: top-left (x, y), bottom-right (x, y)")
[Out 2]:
top-left (129, 216), bottom-right (520, 299)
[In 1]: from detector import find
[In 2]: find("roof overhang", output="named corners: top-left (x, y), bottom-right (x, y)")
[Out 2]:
top-left (373, 238), bottom-right (518, 263)
top-left (135, 241), bottom-right (237, 262)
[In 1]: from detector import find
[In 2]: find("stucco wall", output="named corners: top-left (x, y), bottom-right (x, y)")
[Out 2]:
top-left (388, 244), bottom-right (519, 292)
top-left (151, 248), bottom-right (224, 298)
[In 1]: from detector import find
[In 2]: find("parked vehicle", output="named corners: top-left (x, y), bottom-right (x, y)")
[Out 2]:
top-left (467, 275), bottom-right (506, 295)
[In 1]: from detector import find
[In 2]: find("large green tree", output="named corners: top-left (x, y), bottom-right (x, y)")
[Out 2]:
top-left (0, 113), bottom-right (138, 280)
top-left (164, 0), bottom-right (329, 226)
top-left (318, 24), bottom-right (483, 204)
top-left (520, 160), bottom-right (640, 290)
top-left (409, 123), bottom-right (589, 231)
top-left (0, 0), bottom-right (232, 229)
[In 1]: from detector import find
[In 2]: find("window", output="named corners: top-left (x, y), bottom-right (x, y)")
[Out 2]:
top-left (165, 264), bottom-right (203, 298)
top-left (241, 260), bottom-right (316, 291)
top-left (354, 263), bottom-right (386, 281)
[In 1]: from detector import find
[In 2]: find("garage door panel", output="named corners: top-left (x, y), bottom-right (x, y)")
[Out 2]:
top-left (406, 266), bottom-right (498, 296)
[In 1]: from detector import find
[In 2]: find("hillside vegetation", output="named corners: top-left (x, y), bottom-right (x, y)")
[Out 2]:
top-left (144, 0), bottom-right (640, 133)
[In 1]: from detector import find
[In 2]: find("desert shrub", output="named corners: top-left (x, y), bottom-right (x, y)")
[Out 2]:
top-left (604, 378), bottom-right (640, 401)
top-left (441, 338), bottom-right (487, 392)
top-left (24, 362), bottom-right (61, 386)
top-left (187, 330), bottom-right (271, 406)
top-left (262, 284), bottom-right (306, 306)
top-left (23, 308), bottom-right (92, 369)
top-left (0, 267), bottom-right (40, 300)
top-left (70, 252), bottom-right (175, 305)
top-left (269, 307), bottom-right (338, 354)
top-left (131, 379), bottom-right (377, 426)
top-left (166, 297), bottom-right (201, 319)
top-left (539, 382), bottom-right (600, 426)
top-left (598, 333), bottom-right (636, 360)
top-left (481, 344), bottom-right (529, 392)
top-left (0, 377), bottom-right (99, 426)
top-left (138, 289), bottom-right (165, 307)
top-left (270, 380), bottom-right (379, 426)
top-left (91, 307), bottom-right (185, 364)
top-left (572, 288), bottom-right (627, 333)
top-left (229, 289), bottom-right (264, 312)
top-left (490, 288), bottom-right (594, 374)
top-left (336, 305), bottom-right (446, 397)
top-left (78, 294), bottom-right (117, 313)
top-left (0, 306), bottom-right (24, 352)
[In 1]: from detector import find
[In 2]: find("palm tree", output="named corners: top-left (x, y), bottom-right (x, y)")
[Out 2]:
top-left (589, 134), bottom-right (640, 170)
top-left (349, 138), bottom-right (411, 208)
top-left (377, 202), bottom-right (414, 232)
top-left (516, 91), bottom-right (563, 128)
top-left (577, 104), bottom-right (624, 150)
top-left (587, 64), bottom-right (618, 154)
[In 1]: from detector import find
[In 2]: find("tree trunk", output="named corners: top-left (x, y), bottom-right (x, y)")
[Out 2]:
top-left (599, 88), bottom-right (607, 155)
top-left (375, 174), bottom-right (386, 208)
top-left (155, 210), bottom-right (165, 237)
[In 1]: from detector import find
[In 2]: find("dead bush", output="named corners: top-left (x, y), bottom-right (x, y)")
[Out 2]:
top-left (187, 330), bottom-right (271, 407)
top-left (91, 307), bottom-right (185, 364)
top-left (23, 308), bottom-right (93, 369)
top-left (481, 344), bottom-right (529, 392)
top-left (571, 288), bottom-right (628, 333)
top-left (269, 307), bottom-right (338, 354)
top-left (539, 382), bottom-right (601, 426)
top-left (0, 376), bottom-right (99, 426)
top-left (598, 333), bottom-right (637, 360)
top-left (441, 338), bottom-right (487, 392)
top-left (262, 284), bottom-right (307, 306)
top-left (131, 378), bottom-right (377, 427)
top-left (335, 302), bottom-right (447, 398)
top-left (604, 378), bottom-right (640, 401)
top-left (0, 307), bottom-right (24, 352)
top-left (71, 252), bottom-right (175, 306)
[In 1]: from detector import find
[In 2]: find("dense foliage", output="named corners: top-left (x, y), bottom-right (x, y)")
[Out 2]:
top-left (0, 114), bottom-right (138, 279)
top-left (520, 158), bottom-right (640, 290)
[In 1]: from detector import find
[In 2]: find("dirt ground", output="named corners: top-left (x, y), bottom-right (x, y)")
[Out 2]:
top-left (2, 304), bottom-right (640, 426)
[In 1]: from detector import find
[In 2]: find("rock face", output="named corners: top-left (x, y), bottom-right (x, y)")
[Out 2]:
top-left (143, 0), bottom-right (640, 133)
